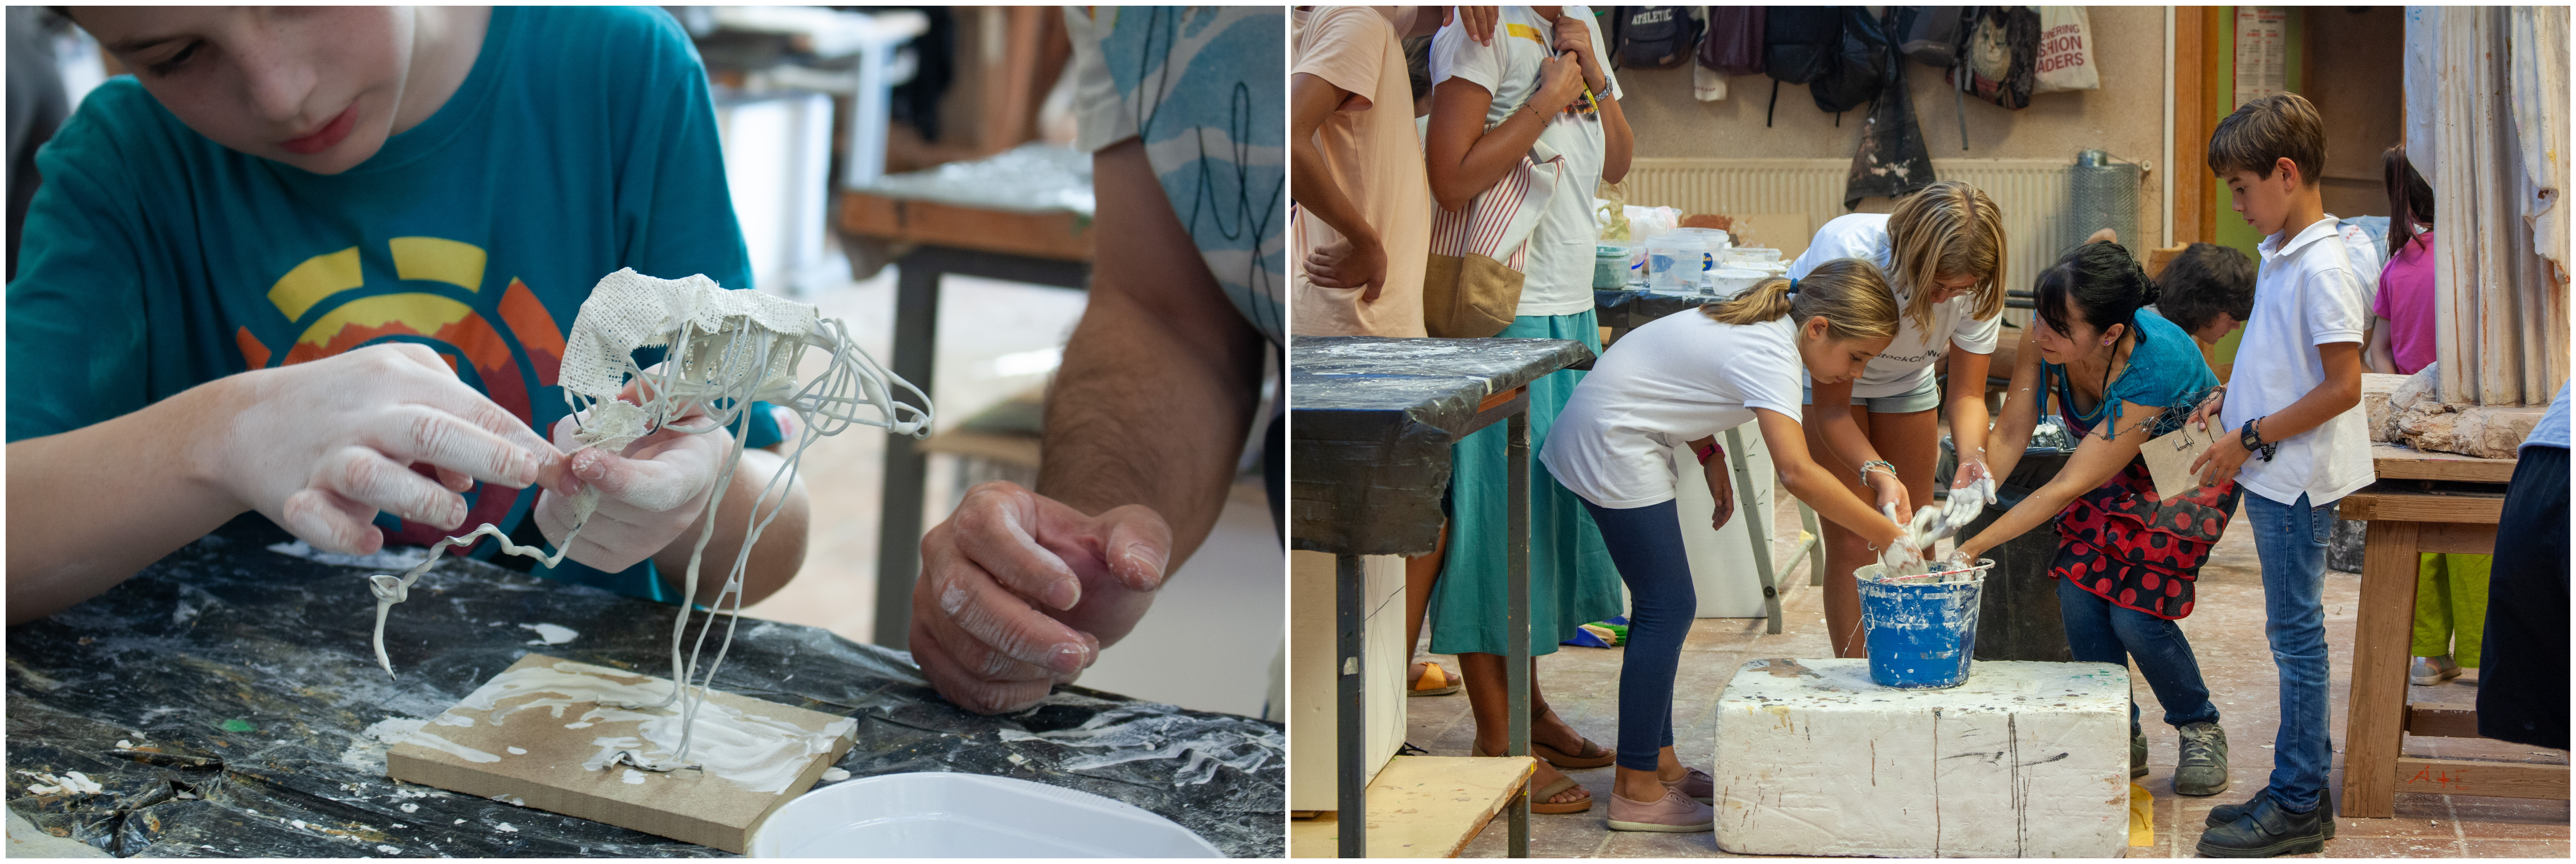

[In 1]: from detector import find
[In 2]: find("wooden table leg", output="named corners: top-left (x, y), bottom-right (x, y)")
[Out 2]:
top-left (2341, 521), bottom-right (2420, 818)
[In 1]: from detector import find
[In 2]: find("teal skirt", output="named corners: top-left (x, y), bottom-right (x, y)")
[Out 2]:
top-left (1425, 309), bottom-right (1625, 657)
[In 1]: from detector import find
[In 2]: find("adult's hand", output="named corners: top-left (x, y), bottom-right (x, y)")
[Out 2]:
top-left (530, 403), bottom-right (730, 574)
top-left (1445, 6), bottom-right (1498, 44)
top-left (1304, 234), bottom-right (1389, 301)
top-left (1551, 12), bottom-right (1606, 93)
top-left (910, 481), bottom-right (1174, 714)
top-left (1534, 53), bottom-right (1585, 114)
top-left (209, 343), bottom-right (565, 555)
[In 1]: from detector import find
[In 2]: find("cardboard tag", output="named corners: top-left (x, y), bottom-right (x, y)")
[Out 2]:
top-left (2141, 422), bottom-right (2221, 501)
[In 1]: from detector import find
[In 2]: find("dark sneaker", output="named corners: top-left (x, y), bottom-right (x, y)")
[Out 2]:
top-left (2197, 793), bottom-right (2329, 857)
top-left (2206, 789), bottom-right (2336, 839)
top-left (2174, 721), bottom-right (2229, 796)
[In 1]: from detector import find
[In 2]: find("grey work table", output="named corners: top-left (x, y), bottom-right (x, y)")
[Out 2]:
top-left (1288, 335), bottom-right (1595, 858)
top-left (4, 531), bottom-right (1282, 857)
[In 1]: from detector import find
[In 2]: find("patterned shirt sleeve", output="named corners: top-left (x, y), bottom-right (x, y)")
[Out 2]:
top-left (1064, 6), bottom-right (1286, 344)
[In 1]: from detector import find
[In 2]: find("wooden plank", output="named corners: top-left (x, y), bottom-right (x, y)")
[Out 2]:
top-left (2371, 443), bottom-right (2520, 484)
top-left (2172, 9), bottom-right (2207, 247)
top-left (2394, 758), bottom-right (2573, 800)
top-left (2417, 522), bottom-right (2499, 555)
top-left (2341, 521), bottom-right (2420, 819)
top-left (835, 193), bottom-right (1096, 263)
top-left (386, 654), bottom-right (855, 854)
top-left (1288, 756), bottom-right (1535, 858)
top-left (2404, 703), bottom-right (2485, 739)
top-left (2338, 489), bottom-right (2506, 524)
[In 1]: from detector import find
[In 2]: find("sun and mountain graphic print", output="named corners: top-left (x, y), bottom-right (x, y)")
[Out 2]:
top-left (232, 237), bottom-right (570, 549)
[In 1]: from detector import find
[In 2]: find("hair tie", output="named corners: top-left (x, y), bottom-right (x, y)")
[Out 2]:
top-left (1789, 278), bottom-right (1800, 291)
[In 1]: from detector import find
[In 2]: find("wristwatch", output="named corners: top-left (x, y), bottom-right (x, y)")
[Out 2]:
top-left (2239, 417), bottom-right (2279, 462)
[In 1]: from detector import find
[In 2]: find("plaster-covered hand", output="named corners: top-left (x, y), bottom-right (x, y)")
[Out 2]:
top-left (1936, 457), bottom-right (1998, 539)
top-left (531, 404), bottom-right (729, 573)
top-left (910, 481), bottom-right (1173, 715)
top-left (208, 343), bottom-right (563, 556)
top-left (1867, 469), bottom-right (1914, 524)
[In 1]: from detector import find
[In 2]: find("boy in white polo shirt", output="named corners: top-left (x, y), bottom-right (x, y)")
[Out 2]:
top-left (2185, 93), bottom-right (2371, 858)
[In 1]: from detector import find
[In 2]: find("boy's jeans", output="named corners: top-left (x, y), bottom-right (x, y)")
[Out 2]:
top-left (2245, 491), bottom-right (2338, 813)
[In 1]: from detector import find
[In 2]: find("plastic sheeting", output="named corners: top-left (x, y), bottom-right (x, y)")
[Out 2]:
top-left (1288, 336), bottom-right (1594, 557)
top-left (850, 142), bottom-right (1095, 218)
top-left (6, 533), bottom-right (1282, 857)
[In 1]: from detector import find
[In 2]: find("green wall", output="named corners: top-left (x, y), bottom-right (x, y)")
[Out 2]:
top-left (2204, 6), bottom-right (2305, 365)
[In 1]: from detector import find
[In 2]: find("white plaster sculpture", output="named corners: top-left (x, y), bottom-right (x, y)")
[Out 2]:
top-left (365, 269), bottom-right (930, 770)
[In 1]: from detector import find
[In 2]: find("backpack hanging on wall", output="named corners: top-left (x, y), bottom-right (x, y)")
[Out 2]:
top-left (1808, 5), bottom-right (1890, 120)
top-left (1760, 5), bottom-right (1840, 126)
top-left (1699, 6), bottom-right (1766, 78)
top-left (1950, 6), bottom-right (2040, 110)
top-left (1614, 6), bottom-right (1703, 70)
top-left (1898, 6), bottom-right (1967, 68)
top-left (1846, 8), bottom-right (1939, 208)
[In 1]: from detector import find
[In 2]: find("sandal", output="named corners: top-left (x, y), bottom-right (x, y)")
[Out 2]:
top-left (1408, 661), bottom-right (1461, 697)
top-left (1476, 744), bottom-right (1592, 813)
top-left (1531, 738), bottom-right (1616, 769)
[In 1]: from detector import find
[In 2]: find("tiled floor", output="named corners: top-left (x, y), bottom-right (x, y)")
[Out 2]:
top-left (1404, 497), bottom-right (2570, 857)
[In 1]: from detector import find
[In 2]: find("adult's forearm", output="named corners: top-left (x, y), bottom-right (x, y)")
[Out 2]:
top-left (653, 447), bottom-right (807, 608)
top-left (1037, 290), bottom-right (1262, 577)
top-left (6, 381), bottom-right (243, 623)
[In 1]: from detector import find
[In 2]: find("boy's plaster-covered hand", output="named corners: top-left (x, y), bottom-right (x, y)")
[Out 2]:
top-left (208, 343), bottom-right (565, 556)
top-left (531, 406), bottom-right (729, 574)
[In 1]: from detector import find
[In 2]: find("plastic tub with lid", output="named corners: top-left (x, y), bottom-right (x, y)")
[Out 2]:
top-left (1642, 234), bottom-right (1707, 293)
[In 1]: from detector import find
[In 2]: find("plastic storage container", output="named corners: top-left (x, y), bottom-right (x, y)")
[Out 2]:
top-left (1595, 241), bottom-right (1639, 289)
top-left (1643, 234), bottom-right (1707, 293)
top-left (1854, 560), bottom-right (1994, 689)
top-left (1707, 268), bottom-right (1770, 298)
top-left (749, 772), bottom-right (1222, 858)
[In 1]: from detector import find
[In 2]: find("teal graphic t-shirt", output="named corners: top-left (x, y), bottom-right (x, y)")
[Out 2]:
top-left (7, 6), bottom-right (780, 601)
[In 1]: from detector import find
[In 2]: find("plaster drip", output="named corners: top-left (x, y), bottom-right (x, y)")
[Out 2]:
top-left (361, 269), bottom-right (929, 771)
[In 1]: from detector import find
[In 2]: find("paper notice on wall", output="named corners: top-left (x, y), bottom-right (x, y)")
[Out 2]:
top-left (2233, 7), bottom-right (2288, 108)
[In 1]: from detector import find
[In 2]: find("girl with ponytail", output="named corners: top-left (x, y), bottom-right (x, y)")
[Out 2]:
top-left (1538, 257), bottom-right (1912, 832)
top-left (1952, 240), bottom-right (2242, 797)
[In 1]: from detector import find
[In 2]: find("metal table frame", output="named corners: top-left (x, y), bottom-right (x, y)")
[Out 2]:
top-left (1335, 384), bottom-right (1536, 858)
top-left (872, 245), bottom-right (1091, 648)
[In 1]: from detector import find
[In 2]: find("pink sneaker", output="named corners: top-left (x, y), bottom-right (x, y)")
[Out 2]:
top-left (1664, 766), bottom-right (1714, 804)
top-left (1607, 784), bottom-right (1715, 833)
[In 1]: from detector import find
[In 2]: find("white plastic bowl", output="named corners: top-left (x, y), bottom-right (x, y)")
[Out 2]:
top-left (750, 772), bottom-right (1222, 858)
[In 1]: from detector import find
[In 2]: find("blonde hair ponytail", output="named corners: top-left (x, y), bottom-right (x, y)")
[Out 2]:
top-left (1703, 257), bottom-right (1901, 344)
top-left (1886, 181), bottom-right (2007, 332)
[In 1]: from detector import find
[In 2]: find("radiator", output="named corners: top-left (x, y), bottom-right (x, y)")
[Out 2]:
top-left (1620, 157), bottom-right (2097, 323)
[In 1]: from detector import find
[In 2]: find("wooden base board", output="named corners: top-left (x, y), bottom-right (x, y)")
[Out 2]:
top-left (385, 654), bottom-right (855, 853)
top-left (1287, 755), bottom-right (1533, 858)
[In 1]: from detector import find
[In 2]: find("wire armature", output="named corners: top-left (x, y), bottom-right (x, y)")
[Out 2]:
top-left (364, 269), bottom-right (931, 770)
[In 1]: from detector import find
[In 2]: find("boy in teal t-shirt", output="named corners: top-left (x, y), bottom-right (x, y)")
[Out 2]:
top-left (8, 7), bottom-right (801, 620)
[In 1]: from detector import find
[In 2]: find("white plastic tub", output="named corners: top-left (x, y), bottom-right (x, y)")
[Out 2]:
top-left (750, 772), bottom-right (1222, 858)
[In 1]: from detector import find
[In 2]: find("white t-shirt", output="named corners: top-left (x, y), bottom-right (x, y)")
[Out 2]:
top-left (1540, 311), bottom-right (1803, 509)
top-left (1785, 213), bottom-right (2003, 398)
top-left (1430, 6), bottom-right (1623, 318)
top-left (2222, 217), bottom-right (2376, 506)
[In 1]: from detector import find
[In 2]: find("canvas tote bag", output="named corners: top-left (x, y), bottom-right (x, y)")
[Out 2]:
top-left (1422, 132), bottom-right (1566, 338)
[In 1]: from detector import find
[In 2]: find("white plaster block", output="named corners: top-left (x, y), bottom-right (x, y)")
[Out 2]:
top-left (1712, 659), bottom-right (2131, 858)
top-left (1288, 551), bottom-right (1407, 811)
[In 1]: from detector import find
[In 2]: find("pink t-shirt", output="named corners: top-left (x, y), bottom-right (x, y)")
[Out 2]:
top-left (2371, 230), bottom-right (2436, 375)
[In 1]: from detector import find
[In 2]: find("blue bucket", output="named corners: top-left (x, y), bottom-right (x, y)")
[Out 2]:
top-left (1855, 560), bottom-right (1993, 689)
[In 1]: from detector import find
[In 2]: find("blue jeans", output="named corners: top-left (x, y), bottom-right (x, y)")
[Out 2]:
top-left (1581, 498), bottom-right (1692, 772)
top-left (2057, 576), bottom-right (2221, 737)
top-left (2244, 492), bottom-right (2339, 813)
